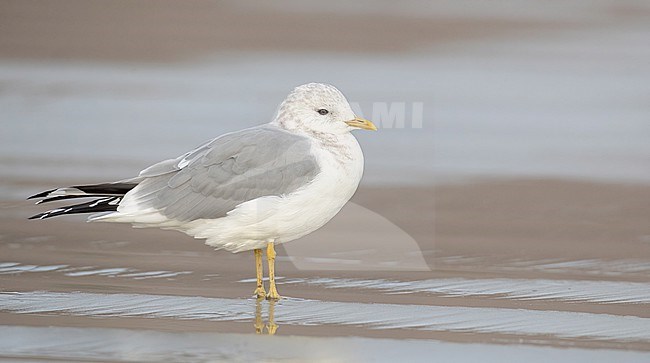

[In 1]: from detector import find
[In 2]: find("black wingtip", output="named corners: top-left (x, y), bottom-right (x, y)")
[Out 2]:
top-left (28, 196), bottom-right (121, 221)
top-left (28, 189), bottom-right (56, 200)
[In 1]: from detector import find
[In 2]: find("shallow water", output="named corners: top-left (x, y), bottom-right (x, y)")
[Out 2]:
top-left (2, 291), bottom-right (649, 342)
top-left (280, 276), bottom-right (650, 304)
top-left (2, 325), bottom-right (648, 363)
top-left (1, 206), bottom-right (649, 357)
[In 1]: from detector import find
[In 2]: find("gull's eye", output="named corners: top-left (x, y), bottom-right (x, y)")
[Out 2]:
top-left (317, 109), bottom-right (329, 115)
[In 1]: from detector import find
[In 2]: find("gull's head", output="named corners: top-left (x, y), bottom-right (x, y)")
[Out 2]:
top-left (273, 83), bottom-right (377, 135)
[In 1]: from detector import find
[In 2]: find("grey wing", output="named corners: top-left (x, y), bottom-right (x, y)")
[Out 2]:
top-left (124, 125), bottom-right (320, 222)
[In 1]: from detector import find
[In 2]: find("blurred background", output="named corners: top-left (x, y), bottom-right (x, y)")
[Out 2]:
top-left (0, 1), bottom-right (649, 360)
top-left (2, 0), bottom-right (649, 266)
top-left (2, 0), bottom-right (649, 191)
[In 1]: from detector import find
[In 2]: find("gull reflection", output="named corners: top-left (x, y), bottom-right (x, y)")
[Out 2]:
top-left (254, 298), bottom-right (278, 335)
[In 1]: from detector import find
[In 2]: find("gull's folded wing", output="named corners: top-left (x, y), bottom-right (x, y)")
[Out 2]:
top-left (119, 125), bottom-right (320, 222)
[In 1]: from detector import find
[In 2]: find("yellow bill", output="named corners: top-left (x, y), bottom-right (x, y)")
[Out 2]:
top-left (345, 117), bottom-right (378, 131)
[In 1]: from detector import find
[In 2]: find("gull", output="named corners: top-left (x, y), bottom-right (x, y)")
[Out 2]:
top-left (29, 83), bottom-right (377, 300)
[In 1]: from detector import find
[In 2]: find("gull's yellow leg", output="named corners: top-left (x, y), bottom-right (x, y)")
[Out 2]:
top-left (266, 242), bottom-right (281, 300)
top-left (266, 299), bottom-right (278, 335)
top-left (253, 248), bottom-right (266, 299)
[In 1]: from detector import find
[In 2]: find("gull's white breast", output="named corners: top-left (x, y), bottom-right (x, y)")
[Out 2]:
top-left (184, 132), bottom-right (364, 252)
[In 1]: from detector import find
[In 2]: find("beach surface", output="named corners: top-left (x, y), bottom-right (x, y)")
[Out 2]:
top-left (1, 0), bottom-right (649, 361)
top-left (2, 180), bottom-right (649, 361)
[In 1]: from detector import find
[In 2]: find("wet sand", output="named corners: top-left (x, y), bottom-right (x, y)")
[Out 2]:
top-left (1, 0), bottom-right (568, 63)
top-left (3, 0), bottom-right (650, 64)
top-left (1, 180), bottom-right (649, 357)
top-left (1, 0), bottom-right (649, 360)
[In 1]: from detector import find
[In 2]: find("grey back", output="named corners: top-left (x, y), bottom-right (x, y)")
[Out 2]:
top-left (129, 125), bottom-right (320, 221)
